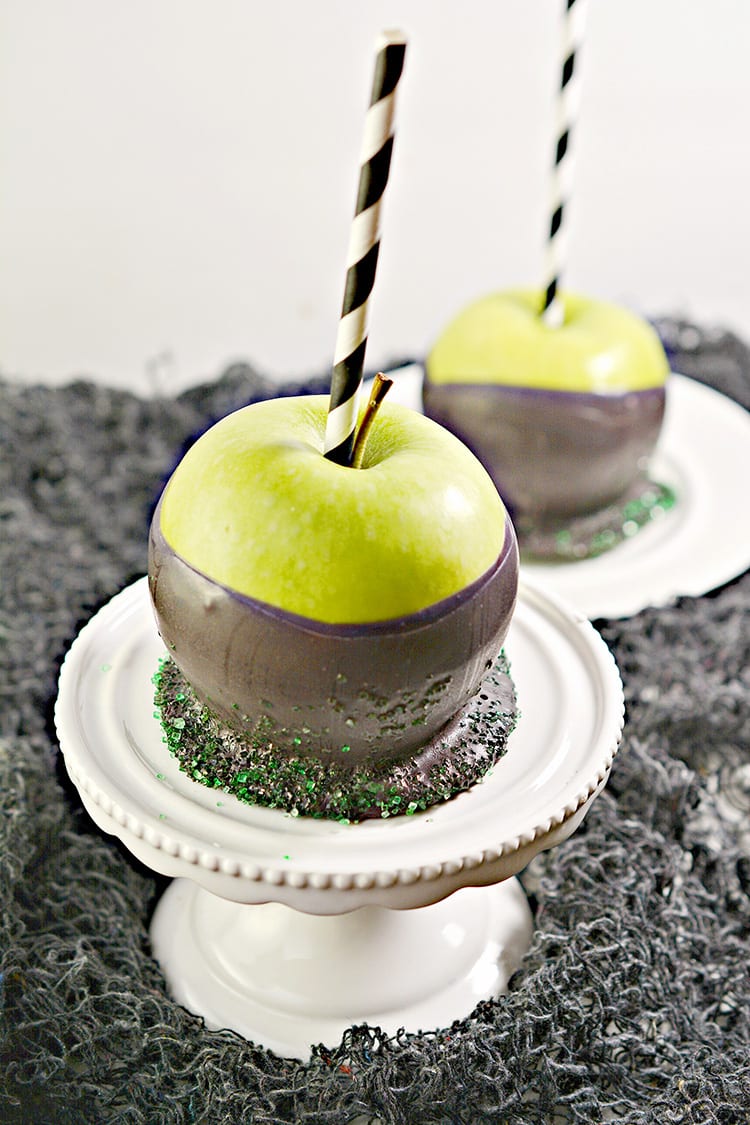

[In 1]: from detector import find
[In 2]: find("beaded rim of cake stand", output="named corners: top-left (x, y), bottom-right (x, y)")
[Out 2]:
top-left (68, 760), bottom-right (619, 889)
top-left (63, 704), bottom-right (623, 892)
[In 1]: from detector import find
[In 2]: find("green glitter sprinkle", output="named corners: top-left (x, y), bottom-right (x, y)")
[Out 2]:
top-left (100, 663), bottom-right (111, 673)
top-left (519, 478), bottom-right (677, 562)
top-left (152, 652), bottom-right (517, 823)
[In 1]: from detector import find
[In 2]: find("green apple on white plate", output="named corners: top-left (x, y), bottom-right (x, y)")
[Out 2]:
top-left (423, 288), bottom-right (669, 531)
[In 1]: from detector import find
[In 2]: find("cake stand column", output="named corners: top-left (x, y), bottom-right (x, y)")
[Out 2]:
top-left (150, 876), bottom-right (534, 1060)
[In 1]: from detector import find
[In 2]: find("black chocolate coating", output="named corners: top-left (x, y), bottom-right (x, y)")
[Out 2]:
top-left (422, 380), bottom-right (666, 523)
top-left (148, 505), bottom-right (518, 769)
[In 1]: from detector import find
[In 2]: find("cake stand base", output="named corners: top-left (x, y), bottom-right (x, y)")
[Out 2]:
top-left (150, 876), bottom-right (534, 1060)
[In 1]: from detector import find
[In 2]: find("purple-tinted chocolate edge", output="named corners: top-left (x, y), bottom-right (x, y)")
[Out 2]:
top-left (422, 377), bottom-right (666, 522)
top-left (424, 381), bottom-right (666, 406)
top-left (152, 495), bottom-right (516, 638)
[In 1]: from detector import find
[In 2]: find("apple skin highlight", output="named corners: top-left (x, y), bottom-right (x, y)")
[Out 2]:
top-left (148, 396), bottom-right (519, 769)
top-left (424, 289), bottom-right (669, 527)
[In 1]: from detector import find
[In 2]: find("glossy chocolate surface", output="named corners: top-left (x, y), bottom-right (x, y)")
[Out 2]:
top-left (422, 380), bottom-right (666, 523)
top-left (148, 505), bottom-right (518, 769)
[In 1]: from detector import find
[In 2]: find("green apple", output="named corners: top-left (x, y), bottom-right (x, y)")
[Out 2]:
top-left (426, 288), bottom-right (669, 393)
top-left (423, 288), bottom-right (669, 527)
top-left (159, 394), bottom-right (507, 624)
top-left (148, 394), bottom-right (519, 768)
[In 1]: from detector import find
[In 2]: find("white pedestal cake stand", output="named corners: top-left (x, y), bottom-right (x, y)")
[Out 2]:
top-left (55, 578), bottom-right (623, 1061)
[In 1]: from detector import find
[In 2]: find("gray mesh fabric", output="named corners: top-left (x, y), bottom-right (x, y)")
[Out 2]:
top-left (1, 325), bottom-right (748, 1123)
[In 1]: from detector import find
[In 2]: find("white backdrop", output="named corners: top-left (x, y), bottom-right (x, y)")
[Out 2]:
top-left (1, 0), bottom-right (748, 391)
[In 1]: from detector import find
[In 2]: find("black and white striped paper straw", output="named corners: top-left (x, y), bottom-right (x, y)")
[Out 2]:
top-left (324, 30), bottom-right (406, 465)
top-left (542, 0), bottom-right (588, 327)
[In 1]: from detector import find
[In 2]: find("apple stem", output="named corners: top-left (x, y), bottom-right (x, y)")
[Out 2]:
top-left (350, 373), bottom-right (394, 468)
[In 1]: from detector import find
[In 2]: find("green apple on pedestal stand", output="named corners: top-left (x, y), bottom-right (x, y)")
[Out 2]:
top-left (423, 288), bottom-right (669, 529)
top-left (148, 394), bottom-right (518, 772)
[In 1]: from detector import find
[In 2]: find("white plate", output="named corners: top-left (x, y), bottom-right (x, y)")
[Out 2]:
top-left (383, 365), bottom-right (750, 619)
top-left (55, 578), bottom-right (623, 914)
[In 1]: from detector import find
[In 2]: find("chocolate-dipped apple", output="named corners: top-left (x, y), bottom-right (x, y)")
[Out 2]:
top-left (423, 289), bottom-right (673, 558)
top-left (148, 393), bottom-right (519, 819)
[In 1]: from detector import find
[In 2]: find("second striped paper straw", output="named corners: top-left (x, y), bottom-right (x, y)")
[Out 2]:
top-left (541, 0), bottom-right (588, 328)
top-left (324, 30), bottom-right (407, 465)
